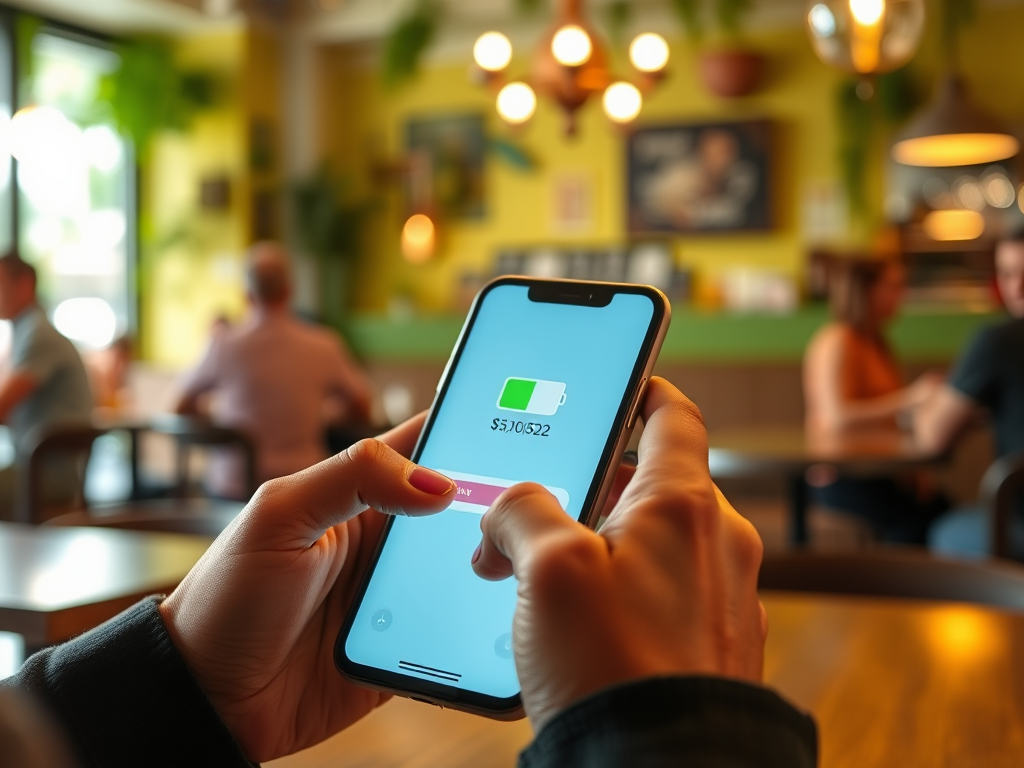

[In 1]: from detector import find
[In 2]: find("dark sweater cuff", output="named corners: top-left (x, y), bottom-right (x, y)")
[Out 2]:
top-left (2, 597), bottom-right (255, 768)
top-left (519, 676), bottom-right (818, 768)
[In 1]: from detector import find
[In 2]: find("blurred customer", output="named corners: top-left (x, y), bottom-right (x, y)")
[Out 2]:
top-left (803, 258), bottom-right (945, 543)
top-left (174, 242), bottom-right (372, 499)
top-left (918, 229), bottom-right (1024, 557)
top-left (85, 334), bottom-right (134, 415)
top-left (0, 253), bottom-right (93, 521)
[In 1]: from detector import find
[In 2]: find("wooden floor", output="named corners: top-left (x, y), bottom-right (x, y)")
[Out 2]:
top-left (269, 592), bottom-right (1024, 768)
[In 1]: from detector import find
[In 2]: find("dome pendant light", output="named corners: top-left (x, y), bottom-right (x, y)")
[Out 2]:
top-left (892, 74), bottom-right (1020, 167)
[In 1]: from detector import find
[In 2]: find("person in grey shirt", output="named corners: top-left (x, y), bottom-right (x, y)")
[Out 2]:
top-left (0, 253), bottom-right (93, 521)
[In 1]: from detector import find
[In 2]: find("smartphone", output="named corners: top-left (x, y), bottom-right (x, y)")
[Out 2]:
top-left (335, 277), bottom-right (670, 719)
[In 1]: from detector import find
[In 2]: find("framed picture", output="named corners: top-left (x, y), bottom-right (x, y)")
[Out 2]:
top-left (406, 113), bottom-right (486, 219)
top-left (627, 119), bottom-right (773, 234)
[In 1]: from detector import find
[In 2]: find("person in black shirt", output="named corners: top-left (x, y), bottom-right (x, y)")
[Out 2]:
top-left (917, 229), bottom-right (1024, 555)
top-left (1, 378), bottom-right (816, 768)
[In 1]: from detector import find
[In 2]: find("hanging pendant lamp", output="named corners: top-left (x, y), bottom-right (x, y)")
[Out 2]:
top-left (892, 74), bottom-right (1019, 167)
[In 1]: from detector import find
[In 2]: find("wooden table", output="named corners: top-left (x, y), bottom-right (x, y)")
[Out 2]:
top-left (0, 522), bottom-right (211, 648)
top-left (268, 592), bottom-right (1024, 768)
top-left (708, 427), bottom-right (942, 545)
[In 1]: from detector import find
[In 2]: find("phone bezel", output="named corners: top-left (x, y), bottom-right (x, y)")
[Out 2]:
top-left (334, 277), bottom-right (670, 718)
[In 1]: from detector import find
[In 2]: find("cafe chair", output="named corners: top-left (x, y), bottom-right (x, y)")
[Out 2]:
top-left (980, 452), bottom-right (1024, 561)
top-left (17, 424), bottom-right (109, 525)
top-left (758, 548), bottom-right (1024, 611)
top-left (43, 417), bottom-right (252, 537)
top-left (146, 414), bottom-right (258, 500)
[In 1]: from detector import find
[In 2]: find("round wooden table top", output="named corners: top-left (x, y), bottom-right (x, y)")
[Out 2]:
top-left (269, 592), bottom-right (1024, 768)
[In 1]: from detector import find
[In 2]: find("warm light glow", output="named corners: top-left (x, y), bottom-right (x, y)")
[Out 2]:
top-left (496, 82), bottom-right (537, 124)
top-left (923, 209), bottom-right (985, 242)
top-left (893, 133), bottom-right (1021, 167)
top-left (473, 31), bottom-right (512, 72)
top-left (982, 172), bottom-right (1015, 209)
top-left (603, 82), bottom-right (643, 123)
top-left (629, 33), bottom-right (669, 73)
top-left (952, 175), bottom-right (985, 211)
top-left (53, 297), bottom-right (117, 348)
top-left (849, 0), bottom-right (885, 72)
top-left (551, 25), bottom-right (592, 67)
top-left (1019, 184), bottom-right (1024, 214)
top-left (401, 214), bottom-right (436, 263)
top-left (926, 607), bottom-right (1002, 664)
top-left (849, 0), bottom-right (885, 26)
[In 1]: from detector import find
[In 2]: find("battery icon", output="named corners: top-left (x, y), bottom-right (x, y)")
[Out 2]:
top-left (497, 377), bottom-right (567, 416)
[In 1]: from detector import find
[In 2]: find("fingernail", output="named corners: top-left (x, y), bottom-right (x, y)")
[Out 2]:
top-left (408, 466), bottom-right (455, 496)
top-left (471, 543), bottom-right (482, 564)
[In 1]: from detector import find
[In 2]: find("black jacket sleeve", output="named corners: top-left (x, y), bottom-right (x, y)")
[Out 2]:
top-left (519, 675), bottom-right (817, 768)
top-left (4, 598), bottom-right (817, 768)
top-left (1, 597), bottom-right (254, 768)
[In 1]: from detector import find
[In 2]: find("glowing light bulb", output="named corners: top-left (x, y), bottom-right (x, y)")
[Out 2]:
top-left (551, 25), bottom-right (592, 67)
top-left (603, 82), bottom-right (642, 123)
top-left (473, 31), bottom-right (512, 72)
top-left (850, 0), bottom-right (884, 25)
top-left (629, 33), bottom-right (669, 73)
top-left (496, 82), bottom-right (537, 124)
top-left (923, 209), bottom-right (985, 242)
top-left (401, 214), bottom-right (436, 263)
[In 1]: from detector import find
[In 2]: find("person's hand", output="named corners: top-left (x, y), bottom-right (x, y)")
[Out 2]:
top-left (158, 415), bottom-right (456, 762)
top-left (472, 377), bottom-right (767, 730)
top-left (905, 371), bottom-right (944, 410)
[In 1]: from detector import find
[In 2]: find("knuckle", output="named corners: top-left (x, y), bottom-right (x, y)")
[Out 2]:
top-left (342, 438), bottom-right (393, 470)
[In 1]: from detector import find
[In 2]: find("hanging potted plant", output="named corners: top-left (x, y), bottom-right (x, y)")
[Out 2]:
top-left (674, 0), bottom-right (764, 98)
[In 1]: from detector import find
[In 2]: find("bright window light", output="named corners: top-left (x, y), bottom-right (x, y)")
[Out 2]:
top-left (53, 298), bottom-right (117, 348)
top-left (83, 125), bottom-right (123, 172)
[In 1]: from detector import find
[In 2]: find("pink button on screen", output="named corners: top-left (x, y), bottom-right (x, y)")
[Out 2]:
top-left (453, 480), bottom-right (507, 507)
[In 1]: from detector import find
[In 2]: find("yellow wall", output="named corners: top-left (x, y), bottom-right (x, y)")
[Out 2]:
top-left (141, 25), bottom-right (284, 367)
top-left (320, 4), bottom-right (1024, 313)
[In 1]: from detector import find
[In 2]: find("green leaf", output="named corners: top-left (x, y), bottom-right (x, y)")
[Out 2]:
top-left (97, 38), bottom-right (221, 153)
top-left (715, 0), bottom-right (752, 38)
top-left (605, 1), bottom-right (632, 47)
top-left (876, 66), bottom-right (921, 125)
top-left (382, 1), bottom-right (439, 90)
top-left (514, 0), bottom-right (544, 14)
top-left (836, 79), bottom-right (873, 214)
top-left (290, 165), bottom-right (375, 262)
top-left (669, 0), bottom-right (703, 42)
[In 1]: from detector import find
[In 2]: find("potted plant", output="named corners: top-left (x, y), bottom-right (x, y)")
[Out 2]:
top-left (673, 0), bottom-right (764, 98)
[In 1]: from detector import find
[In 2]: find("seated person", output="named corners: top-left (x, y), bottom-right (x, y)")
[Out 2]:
top-left (84, 335), bottom-right (134, 415)
top-left (1, 379), bottom-right (816, 767)
top-left (0, 253), bottom-right (93, 522)
top-left (173, 242), bottom-right (372, 499)
top-left (917, 229), bottom-right (1024, 557)
top-left (803, 257), bottom-right (945, 543)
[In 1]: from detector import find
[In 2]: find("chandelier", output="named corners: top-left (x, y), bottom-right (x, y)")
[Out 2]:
top-left (472, 0), bottom-right (669, 136)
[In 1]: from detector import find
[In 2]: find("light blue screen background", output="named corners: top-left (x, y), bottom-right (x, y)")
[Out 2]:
top-left (345, 286), bottom-right (655, 699)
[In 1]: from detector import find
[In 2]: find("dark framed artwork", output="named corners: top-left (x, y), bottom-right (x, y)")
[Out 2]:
top-left (406, 113), bottom-right (486, 219)
top-left (627, 119), bottom-right (773, 234)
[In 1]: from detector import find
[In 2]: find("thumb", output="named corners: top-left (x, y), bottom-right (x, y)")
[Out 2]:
top-left (473, 483), bottom-right (582, 581)
top-left (246, 438), bottom-right (456, 548)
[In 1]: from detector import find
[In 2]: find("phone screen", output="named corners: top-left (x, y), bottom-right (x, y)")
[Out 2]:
top-left (341, 283), bottom-right (658, 705)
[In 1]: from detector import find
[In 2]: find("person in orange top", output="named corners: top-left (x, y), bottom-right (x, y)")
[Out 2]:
top-left (803, 258), bottom-right (945, 543)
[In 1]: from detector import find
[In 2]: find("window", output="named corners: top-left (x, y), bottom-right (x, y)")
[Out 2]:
top-left (11, 25), bottom-right (134, 349)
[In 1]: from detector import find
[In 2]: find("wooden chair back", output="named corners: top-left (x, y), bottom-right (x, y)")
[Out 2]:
top-left (147, 415), bottom-right (258, 499)
top-left (980, 452), bottom-right (1024, 560)
top-left (18, 424), bottom-right (108, 524)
